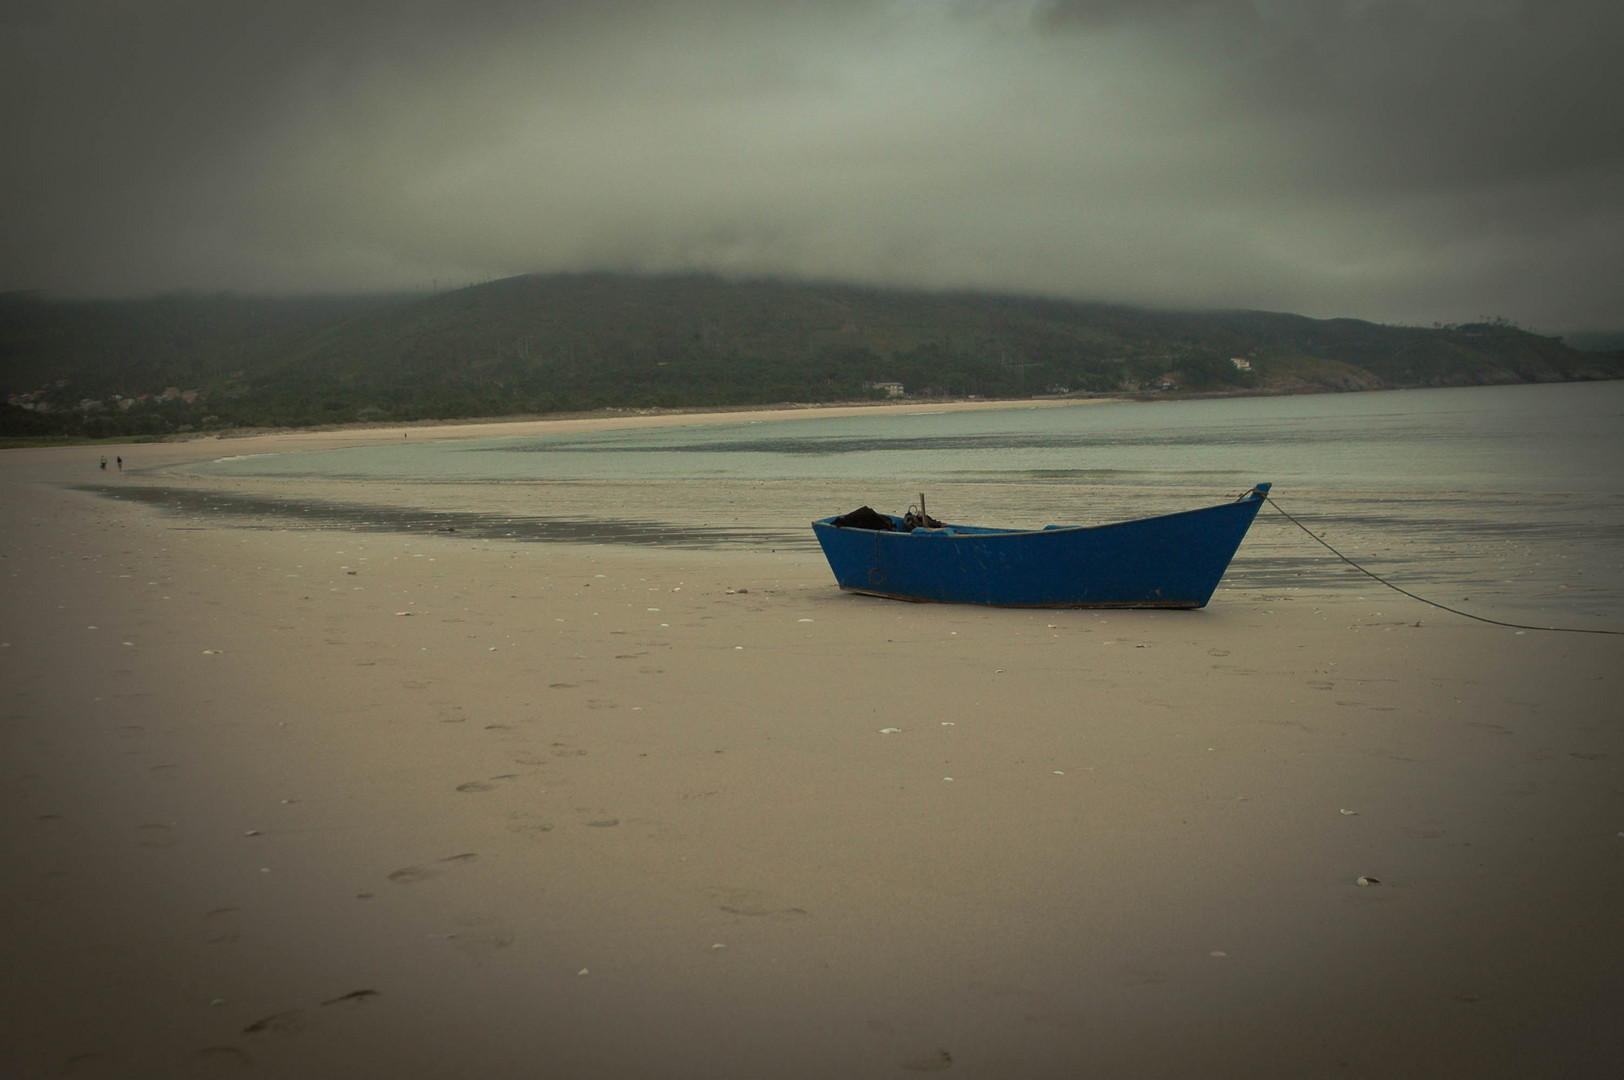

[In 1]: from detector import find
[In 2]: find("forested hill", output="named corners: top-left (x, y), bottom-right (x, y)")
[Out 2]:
top-left (3, 273), bottom-right (1621, 437)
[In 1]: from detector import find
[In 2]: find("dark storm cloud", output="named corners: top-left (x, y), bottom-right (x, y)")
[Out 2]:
top-left (3, 1), bottom-right (1620, 330)
top-left (1029, 0), bottom-right (1624, 327)
top-left (1042, 0), bottom-right (1622, 188)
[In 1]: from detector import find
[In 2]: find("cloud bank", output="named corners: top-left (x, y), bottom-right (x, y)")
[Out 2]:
top-left (3, 0), bottom-right (1620, 330)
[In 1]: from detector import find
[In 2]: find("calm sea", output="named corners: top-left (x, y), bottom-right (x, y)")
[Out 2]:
top-left (173, 381), bottom-right (1623, 625)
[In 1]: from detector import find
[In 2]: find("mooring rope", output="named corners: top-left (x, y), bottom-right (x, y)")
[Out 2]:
top-left (1260, 493), bottom-right (1624, 636)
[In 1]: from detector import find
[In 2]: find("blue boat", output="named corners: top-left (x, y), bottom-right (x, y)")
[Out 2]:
top-left (812, 483), bottom-right (1271, 608)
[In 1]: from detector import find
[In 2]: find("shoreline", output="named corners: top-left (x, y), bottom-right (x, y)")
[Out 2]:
top-left (12, 384), bottom-right (1623, 633)
top-left (14, 375), bottom-right (1624, 456)
top-left (1, 395), bottom-right (1101, 497)
top-left (3, 395), bottom-right (1102, 459)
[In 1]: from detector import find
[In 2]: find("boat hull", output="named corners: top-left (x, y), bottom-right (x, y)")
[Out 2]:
top-left (812, 484), bottom-right (1269, 609)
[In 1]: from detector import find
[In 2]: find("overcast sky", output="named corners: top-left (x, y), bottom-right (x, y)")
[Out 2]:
top-left (3, 0), bottom-right (1620, 331)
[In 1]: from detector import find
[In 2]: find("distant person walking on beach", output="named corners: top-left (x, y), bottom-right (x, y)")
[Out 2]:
top-left (116, 456), bottom-right (122, 470)
top-left (99, 455), bottom-right (106, 470)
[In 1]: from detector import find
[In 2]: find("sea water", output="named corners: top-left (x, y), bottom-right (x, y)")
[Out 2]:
top-left (177, 381), bottom-right (1624, 626)
top-left (199, 381), bottom-right (1624, 494)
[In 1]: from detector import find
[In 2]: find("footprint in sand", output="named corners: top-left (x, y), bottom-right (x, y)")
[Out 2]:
top-left (240, 993), bottom-right (378, 1040)
top-left (35, 813), bottom-right (80, 838)
top-left (457, 774), bottom-right (520, 793)
top-left (203, 907), bottom-right (242, 944)
top-left (320, 989), bottom-right (378, 1007)
top-left (138, 823), bottom-right (174, 848)
top-left (387, 865), bottom-right (438, 884)
top-left (709, 886), bottom-right (808, 920)
top-left (242, 1008), bottom-right (308, 1036)
top-left (387, 852), bottom-right (478, 884)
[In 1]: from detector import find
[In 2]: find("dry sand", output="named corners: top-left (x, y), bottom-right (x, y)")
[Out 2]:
top-left (3, 411), bottom-right (1622, 1079)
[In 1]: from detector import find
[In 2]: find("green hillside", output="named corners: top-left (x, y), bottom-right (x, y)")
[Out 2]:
top-left (3, 273), bottom-right (1621, 438)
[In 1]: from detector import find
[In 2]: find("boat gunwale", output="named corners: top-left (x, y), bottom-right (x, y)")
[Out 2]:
top-left (811, 488), bottom-right (1267, 540)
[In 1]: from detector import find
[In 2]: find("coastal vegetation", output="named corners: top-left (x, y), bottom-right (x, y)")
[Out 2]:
top-left (3, 273), bottom-right (1621, 439)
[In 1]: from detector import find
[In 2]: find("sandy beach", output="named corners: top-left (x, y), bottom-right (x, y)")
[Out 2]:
top-left (3, 409), bottom-right (1622, 1078)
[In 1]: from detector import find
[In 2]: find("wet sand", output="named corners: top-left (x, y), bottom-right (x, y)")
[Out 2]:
top-left (3, 412), bottom-right (1622, 1078)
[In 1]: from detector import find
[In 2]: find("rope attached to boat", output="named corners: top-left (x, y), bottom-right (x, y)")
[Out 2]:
top-left (1260, 493), bottom-right (1624, 636)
